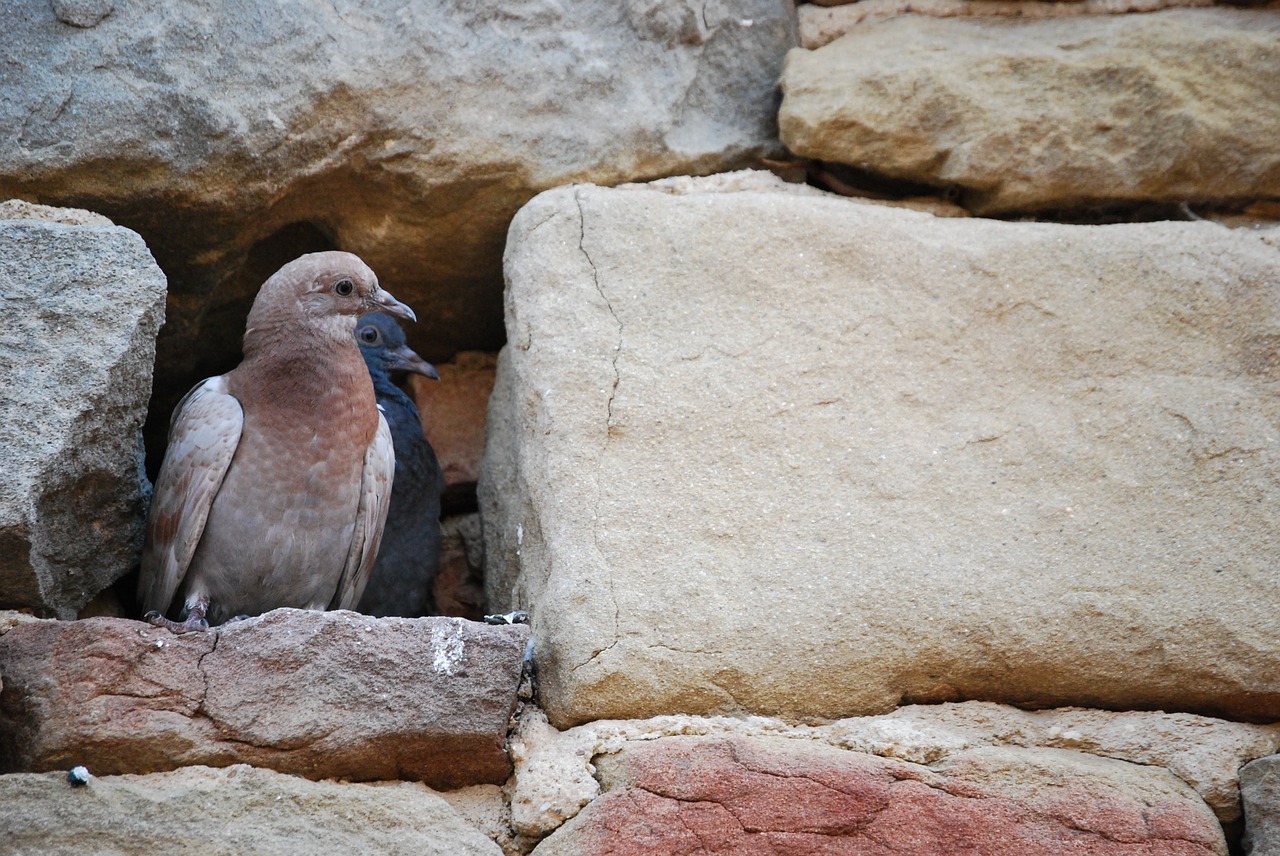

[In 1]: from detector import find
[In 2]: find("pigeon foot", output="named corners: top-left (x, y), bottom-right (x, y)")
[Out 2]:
top-left (145, 598), bottom-right (210, 633)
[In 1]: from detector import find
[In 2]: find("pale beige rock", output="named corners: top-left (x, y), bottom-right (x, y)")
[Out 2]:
top-left (0, 198), bottom-right (114, 226)
top-left (509, 708), bottom-right (603, 842)
top-left (0, 764), bottom-right (503, 856)
top-left (439, 784), bottom-right (520, 856)
top-left (781, 10), bottom-right (1280, 213)
top-left (820, 703), bottom-right (1280, 823)
top-left (618, 167), bottom-right (973, 217)
top-left (508, 703), bottom-right (1279, 839)
top-left (480, 175), bottom-right (1280, 729)
top-left (799, 0), bottom-right (1215, 48)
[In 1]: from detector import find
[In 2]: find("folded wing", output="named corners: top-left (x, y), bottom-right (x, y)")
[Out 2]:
top-left (330, 409), bottom-right (395, 610)
top-left (137, 376), bottom-right (244, 617)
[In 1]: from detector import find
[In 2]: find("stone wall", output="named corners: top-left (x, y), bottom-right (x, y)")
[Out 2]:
top-left (2, 0), bottom-right (1278, 853)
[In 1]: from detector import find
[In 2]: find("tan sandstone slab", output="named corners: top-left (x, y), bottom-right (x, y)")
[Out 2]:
top-left (0, 609), bottom-right (528, 788)
top-left (479, 175), bottom-right (1280, 728)
top-left (529, 736), bottom-right (1226, 855)
top-left (0, 764), bottom-right (502, 856)
top-left (779, 9), bottom-right (1280, 214)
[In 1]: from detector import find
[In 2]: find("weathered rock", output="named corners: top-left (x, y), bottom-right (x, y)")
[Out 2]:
top-left (510, 708), bottom-right (606, 842)
top-left (440, 784), bottom-right (522, 856)
top-left (0, 609), bottom-right (528, 788)
top-left (780, 9), bottom-right (1280, 214)
top-left (0, 205), bottom-right (166, 618)
top-left (798, 0), bottom-right (1216, 49)
top-left (821, 703), bottom-right (1280, 824)
top-left (531, 737), bottom-right (1226, 855)
top-left (508, 704), bottom-right (1280, 840)
top-left (0, 764), bottom-right (503, 856)
top-left (437, 513), bottom-right (488, 620)
top-left (409, 351), bottom-right (499, 509)
top-left (1, 0), bottom-right (797, 467)
top-left (480, 175), bottom-right (1280, 728)
top-left (1242, 755), bottom-right (1280, 856)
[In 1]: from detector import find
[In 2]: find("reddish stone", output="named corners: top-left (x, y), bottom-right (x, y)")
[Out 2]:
top-left (408, 351), bottom-right (496, 509)
top-left (531, 737), bottom-right (1226, 856)
top-left (0, 609), bottom-right (528, 789)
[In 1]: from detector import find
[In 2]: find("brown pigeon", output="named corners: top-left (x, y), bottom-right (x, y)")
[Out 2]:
top-left (137, 251), bottom-right (415, 632)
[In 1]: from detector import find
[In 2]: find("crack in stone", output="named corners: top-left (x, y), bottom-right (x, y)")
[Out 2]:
top-left (573, 186), bottom-right (624, 657)
top-left (573, 186), bottom-right (623, 427)
top-left (193, 628), bottom-right (220, 717)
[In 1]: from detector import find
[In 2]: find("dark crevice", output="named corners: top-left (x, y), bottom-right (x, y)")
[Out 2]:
top-left (763, 155), bottom-right (1280, 226)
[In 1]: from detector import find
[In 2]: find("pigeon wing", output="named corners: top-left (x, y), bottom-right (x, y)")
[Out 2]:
top-left (330, 408), bottom-right (395, 610)
top-left (137, 376), bottom-right (244, 616)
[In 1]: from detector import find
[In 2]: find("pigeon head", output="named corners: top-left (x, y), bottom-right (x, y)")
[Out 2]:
top-left (245, 251), bottom-right (415, 348)
top-left (356, 312), bottom-right (440, 381)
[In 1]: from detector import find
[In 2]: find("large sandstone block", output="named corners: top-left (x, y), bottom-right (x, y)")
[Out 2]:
top-left (0, 202), bottom-right (166, 618)
top-left (779, 9), bottom-right (1280, 214)
top-left (1, 0), bottom-right (797, 459)
top-left (480, 175), bottom-right (1280, 728)
top-left (0, 764), bottom-right (503, 856)
top-left (0, 610), bottom-right (528, 789)
top-left (530, 736), bottom-right (1227, 855)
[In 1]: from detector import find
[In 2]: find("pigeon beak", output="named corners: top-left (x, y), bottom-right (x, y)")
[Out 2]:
top-left (368, 288), bottom-right (416, 323)
top-left (388, 344), bottom-right (440, 381)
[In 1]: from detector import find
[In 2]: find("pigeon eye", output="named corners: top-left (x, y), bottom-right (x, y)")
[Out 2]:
top-left (334, 279), bottom-right (355, 297)
top-left (359, 328), bottom-right (379, 344)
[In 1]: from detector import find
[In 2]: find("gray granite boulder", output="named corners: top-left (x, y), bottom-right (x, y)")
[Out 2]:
top-left (1242, 754), bottom-right (1280, 856)
top-left (0, 202), bottom-right (165, 617)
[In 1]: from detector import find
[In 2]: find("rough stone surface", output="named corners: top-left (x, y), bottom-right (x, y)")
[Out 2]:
top-left (409, 350), bottom-right (498, 508)
top-left (1242, 755), bottom-right (1280, 856)
top-left (0, 609), bottom-right (528, 788)
top-left (1, 0), bottom-right (797, 467)
top-left (508, 703), bottom-right (1280, 840)
top-left (0, 207), bottom-right (166, 618)
top-left (437, 513), bottom-right (488, 620)
top-left (0, 764), bottom-right (502, 856)
top-left (440, 784), bottom-right (522, 856)
top-left (798, 0), bottom-right (1215, 49)
top-left (480, 176), bottom-right (1280, 728)
top-left (530, 736), bottom-right (1226, 855)
top-left (780, 9), bottom-right (1280, 214)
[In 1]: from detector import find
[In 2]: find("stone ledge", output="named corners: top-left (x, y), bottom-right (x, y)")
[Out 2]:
top-left (0, 609), bottom-right (528, 789)
top-left (530, 736), bottom-right (1227, 855)
top-left (0, 764), bottom-right (503, 856)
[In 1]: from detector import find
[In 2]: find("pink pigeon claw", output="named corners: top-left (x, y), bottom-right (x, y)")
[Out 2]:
top-left (137, 251), bottom-right (415, 632)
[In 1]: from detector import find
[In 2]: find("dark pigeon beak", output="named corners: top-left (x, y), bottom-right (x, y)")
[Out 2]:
top-left (368, 288), bottom-right (416, 323)
top-left (388, 344), bottom-right (440, 381)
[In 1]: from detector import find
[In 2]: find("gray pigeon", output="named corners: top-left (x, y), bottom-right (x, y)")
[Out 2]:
top-left (354, 312), bottom-right (444, 617)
